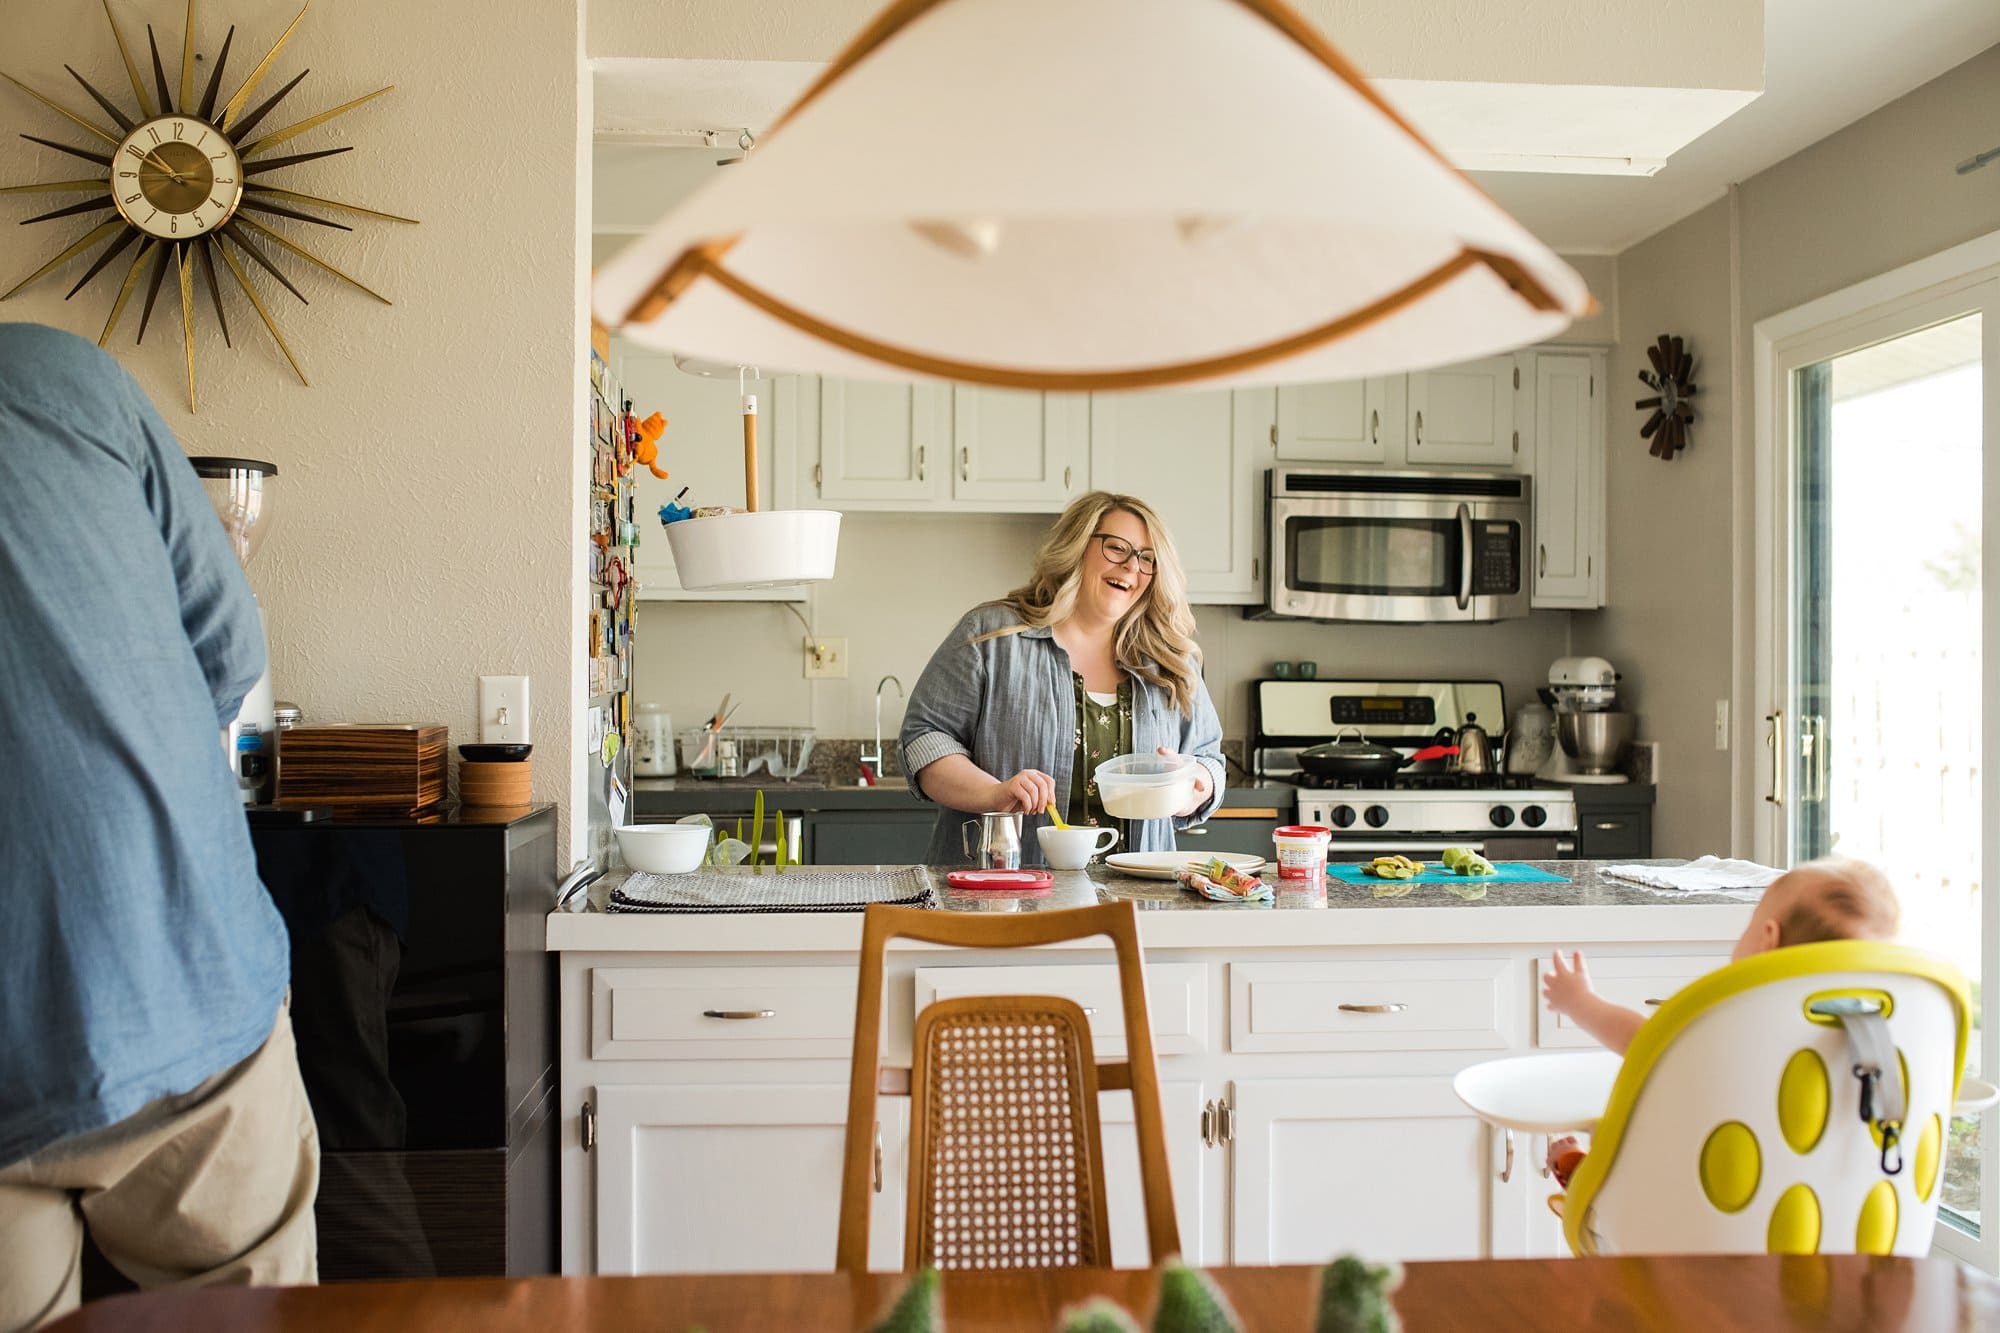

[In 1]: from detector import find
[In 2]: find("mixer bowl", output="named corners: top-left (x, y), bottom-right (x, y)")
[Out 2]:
top-left (1558, 712), bottom-right (1634, 775)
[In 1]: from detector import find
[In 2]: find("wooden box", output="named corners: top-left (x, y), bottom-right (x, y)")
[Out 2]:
top-left (279, 725), bottom-right (448, 813)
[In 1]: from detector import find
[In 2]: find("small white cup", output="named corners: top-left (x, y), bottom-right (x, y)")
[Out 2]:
top-left (1038, 824), bottom-right (1120, 870)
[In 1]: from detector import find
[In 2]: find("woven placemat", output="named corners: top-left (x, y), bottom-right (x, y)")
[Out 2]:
top-left (609, 865), bottom-right (934, 913)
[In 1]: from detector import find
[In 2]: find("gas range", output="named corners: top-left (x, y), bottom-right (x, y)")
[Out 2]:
top-left (1255, 677), bottom-right (1579, 856)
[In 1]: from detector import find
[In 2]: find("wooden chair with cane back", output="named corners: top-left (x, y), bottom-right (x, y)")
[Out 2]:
top-left (835, 901), bottom-right (1181, 1273)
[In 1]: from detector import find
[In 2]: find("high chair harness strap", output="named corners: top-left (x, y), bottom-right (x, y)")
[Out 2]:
top-left (1812, 997), bottom-right (1905, 1175)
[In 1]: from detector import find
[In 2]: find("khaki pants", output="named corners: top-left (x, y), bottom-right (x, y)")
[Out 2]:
top-left (0, 1001), bottom-right (320, 1332)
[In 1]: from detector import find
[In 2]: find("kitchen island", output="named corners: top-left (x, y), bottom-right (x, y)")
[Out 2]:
top-left (548, 860), bottom-right (1749, 1276)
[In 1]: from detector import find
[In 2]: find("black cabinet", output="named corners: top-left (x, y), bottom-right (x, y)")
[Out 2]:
top-left (1572, 787), bottom-right (1655, 859)
top-left (809, 808), bottom-right (937, 864)
top-left (249, 805), bottom-right (557, 1280)
top-left (1178, 813), bottom-right (1281, 857)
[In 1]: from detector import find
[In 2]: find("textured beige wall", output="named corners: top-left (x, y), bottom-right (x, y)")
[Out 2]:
top-left (1587, 43), bottom-right (2000, 857)
top-left (0, 0), bottom-right (591, 857)
top-left (1582, 199), bottom-right (1736, 857)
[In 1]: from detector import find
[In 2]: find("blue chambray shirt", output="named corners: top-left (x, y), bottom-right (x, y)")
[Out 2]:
top-left (0, 324), bottom-right (288, 1168)
top-left (901, 602), bottom-right (1227, 865)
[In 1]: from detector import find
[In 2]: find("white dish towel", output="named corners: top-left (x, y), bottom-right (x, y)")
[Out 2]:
top-left (1601, 856), bottom-right (1784, 903)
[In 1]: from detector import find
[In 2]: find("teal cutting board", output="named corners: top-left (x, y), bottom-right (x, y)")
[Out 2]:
top-left (1326, 862), bottom-right (1572, 885)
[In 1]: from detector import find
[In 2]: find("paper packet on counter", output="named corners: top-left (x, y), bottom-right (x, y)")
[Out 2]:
top-left (1176, 857), bottom-right (1272, 902)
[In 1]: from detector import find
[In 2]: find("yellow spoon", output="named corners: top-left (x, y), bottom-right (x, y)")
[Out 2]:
top-left (1046, 803), bottom-right (1068, 830)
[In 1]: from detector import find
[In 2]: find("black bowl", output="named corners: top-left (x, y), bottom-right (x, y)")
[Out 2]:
top-left (459, 743), bottom-right (532, 763)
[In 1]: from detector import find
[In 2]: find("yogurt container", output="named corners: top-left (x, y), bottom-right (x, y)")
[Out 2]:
top-left (1272, 824), bottom-right (1332, 883)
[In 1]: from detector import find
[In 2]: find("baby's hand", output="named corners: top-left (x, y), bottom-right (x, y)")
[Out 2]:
top-left (1542, 950), bottom-right (1597, 1017)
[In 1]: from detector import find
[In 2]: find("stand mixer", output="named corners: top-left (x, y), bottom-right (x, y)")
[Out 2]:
top-left (191, 457), bottom-right (278, 804)
top-left (1538, 655), bottom-right (1633, 785)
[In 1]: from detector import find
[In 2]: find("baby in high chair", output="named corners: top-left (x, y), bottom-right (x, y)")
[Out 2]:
top-left (1540, 856), bottom-right (1902, 1186)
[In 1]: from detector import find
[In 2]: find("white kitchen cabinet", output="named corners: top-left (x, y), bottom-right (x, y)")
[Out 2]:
top-left (1101, 1083), bottom-right (1222, 1268)
top-left (805, 377), bottom-right (953, 507)
top-left (618, 343), bottom-right (804, 602)
top-left (950, 387), bottom-right (1089, 510)
top-left (1406, 354), bottom-right (1523, 468)
top-left (593, 1084), bottom-right (907, 1274)
top-left (1528, 351), bottom-right (1606, 608)
top-left (1230, 1076), bottom-right (1529, 1265)
top-left (1088, 388), bottom-right (1270, 605)
top-left (1273, 378), bottom-right (1404, 464)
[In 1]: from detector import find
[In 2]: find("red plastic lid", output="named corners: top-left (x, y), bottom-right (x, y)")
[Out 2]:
top-left (1274, 825), bottom-right (1332, 839)
top-left (946, 869), bottom-right (1055, 891)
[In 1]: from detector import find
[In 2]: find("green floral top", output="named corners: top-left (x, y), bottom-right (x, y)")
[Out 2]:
top-left (1070, 673), bottom-right (1135, 837)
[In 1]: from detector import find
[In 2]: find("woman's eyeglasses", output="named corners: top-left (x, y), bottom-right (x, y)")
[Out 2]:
top-left (1090, 533), bottom-right (1157, 574)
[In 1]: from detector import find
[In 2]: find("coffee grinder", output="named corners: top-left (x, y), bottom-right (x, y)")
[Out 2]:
top-left (191, 457), bottom-right (278, 804)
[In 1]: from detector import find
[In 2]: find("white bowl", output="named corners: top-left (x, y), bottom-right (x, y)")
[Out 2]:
top-left (1093, 753), bottom-right (1199, 821)
top-left (664, 509), bottom-right (842, 590)
top-left (615, 823), bottom-right (710, 874)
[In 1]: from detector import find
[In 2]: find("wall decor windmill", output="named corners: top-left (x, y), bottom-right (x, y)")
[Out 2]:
top-left (1636, 333), bottom-right (1697, 459)
top-left (0, 0), bottom-right (414, 411)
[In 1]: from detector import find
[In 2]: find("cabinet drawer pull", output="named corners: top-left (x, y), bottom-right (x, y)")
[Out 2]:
top-left (702, 1009), bottom-right (776, 1020)
top-left (1592, 821), bottom-right (1625, 831)
top-left (1338, 1002), bottom-right (1408, 1014)
top-left (1182, 826), bottom-right (1208, 836)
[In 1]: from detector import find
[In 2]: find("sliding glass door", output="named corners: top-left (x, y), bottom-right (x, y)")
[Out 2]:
top-left (1761, 269), bottom-right (1998, 1262)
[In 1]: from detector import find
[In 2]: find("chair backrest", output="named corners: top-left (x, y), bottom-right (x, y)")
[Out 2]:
top-left (1565, 941), bottom-right (1970, 1258)
top-left (835, 901), bottom-right (1180, 1273)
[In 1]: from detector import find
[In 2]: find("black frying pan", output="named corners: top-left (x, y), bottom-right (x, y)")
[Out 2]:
top-left (1298, 728), bottom-right (1413, 781)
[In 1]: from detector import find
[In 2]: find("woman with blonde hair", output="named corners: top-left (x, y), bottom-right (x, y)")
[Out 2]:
top-left (901, 491), bottom-right (1225, 865)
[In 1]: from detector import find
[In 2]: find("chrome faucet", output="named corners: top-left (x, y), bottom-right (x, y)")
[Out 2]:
top-left (861, 675), bottom-right (904, 781)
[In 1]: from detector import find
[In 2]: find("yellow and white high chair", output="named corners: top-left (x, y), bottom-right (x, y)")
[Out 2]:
top-left (1564, 941), bottom-right (1986, 1257)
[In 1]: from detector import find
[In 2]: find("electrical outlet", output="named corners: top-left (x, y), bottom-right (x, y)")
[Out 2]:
top-left (804, 636), bottom-right (848, 679)
top-left (1714, 699), bottom-right (1730, 751)
top-left (479, 675), bottom-right (531, 743)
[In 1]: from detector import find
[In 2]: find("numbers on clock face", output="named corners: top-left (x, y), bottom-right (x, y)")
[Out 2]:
top-left (110, 116), bottom-right (244, 241)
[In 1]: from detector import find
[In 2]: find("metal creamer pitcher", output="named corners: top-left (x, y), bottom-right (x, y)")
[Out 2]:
top-left (961, 811), bottom-right (1023, 870)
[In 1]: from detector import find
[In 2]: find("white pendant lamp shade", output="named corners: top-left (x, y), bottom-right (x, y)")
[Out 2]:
top-left (594, 0), bottom-right (1594, 390)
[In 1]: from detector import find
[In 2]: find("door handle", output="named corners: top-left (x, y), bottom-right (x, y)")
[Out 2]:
top-left (1456, 503), bottom-right (1473, 611)
top-left (960, 446), bottom-right (969, 482)
top-left (1201, 1100), bottom-right (1217, 1147)
top-left (917, 445), bottom-right (925, 482)
top-left (1765, 710), bottom-right (1785, 806)
top-left (873, 1122), bottom-right (884, 1193)
top-left (1538, 544), bottom-right (1547, 578)
top-left (1338, 1002), bottom-right (1408, 1014)
top-left (1499, 1127), bottom-right (1515, 1183)
top-left (702, 1009), bottom-right (776, 1020)
top-left (1414, 409), bottom-right (1424, 447)
top-left (1804, 714), bottom-right (1829, 803)
top-left (1370, 408), bottom-right (1379, 444)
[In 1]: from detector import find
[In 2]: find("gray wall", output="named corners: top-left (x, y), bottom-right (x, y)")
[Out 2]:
top-left (1582, 42), bottom-right (2000, 857)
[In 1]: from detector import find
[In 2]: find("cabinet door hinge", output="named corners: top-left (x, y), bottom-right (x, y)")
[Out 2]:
top-left (581, 1099), bottom-right (596, 1152)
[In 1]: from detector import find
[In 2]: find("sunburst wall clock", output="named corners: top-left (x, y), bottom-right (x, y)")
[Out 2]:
top-left (1, 0), bottom-right (414, 410)
top-left (1636, 333), bottom-right (1697, 460)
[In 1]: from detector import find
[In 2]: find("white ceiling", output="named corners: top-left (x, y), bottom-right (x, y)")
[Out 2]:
top-left (1476, 0), bottom-right (2000, 252)
top-left (592, 0), bottom-right (2000, 256)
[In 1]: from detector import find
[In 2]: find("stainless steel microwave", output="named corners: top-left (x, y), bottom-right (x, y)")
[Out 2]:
top-left (1259, 469), bottom-right (1532, 623)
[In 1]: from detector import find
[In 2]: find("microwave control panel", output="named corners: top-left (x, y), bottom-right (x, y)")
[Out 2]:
top-left (1471, 521), bottom-right (1521, 595)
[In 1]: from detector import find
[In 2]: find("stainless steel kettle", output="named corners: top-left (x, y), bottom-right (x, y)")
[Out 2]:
top-left (1453, 713), bottom-right (1500, 775)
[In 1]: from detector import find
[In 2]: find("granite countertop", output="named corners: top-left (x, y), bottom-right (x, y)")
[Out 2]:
top-left (547, 858), bottom-right (1750, 952)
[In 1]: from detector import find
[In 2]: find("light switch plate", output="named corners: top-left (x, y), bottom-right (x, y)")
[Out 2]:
top-left (480, 675), bottom-right (531, 743)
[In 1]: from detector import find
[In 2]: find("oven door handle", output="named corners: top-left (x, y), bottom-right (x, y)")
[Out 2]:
top-left (1319, 838), bottom-right (1578, 857)
top-left (1456, 503), bottom-right (1474, 612)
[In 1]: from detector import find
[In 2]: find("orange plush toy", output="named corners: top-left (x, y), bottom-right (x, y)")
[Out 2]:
top-left (632, 411), bottom-right (668, 480)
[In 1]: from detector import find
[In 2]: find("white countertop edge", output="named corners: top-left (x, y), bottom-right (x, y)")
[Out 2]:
top-left (544, 903), bottom-right (1752, 953)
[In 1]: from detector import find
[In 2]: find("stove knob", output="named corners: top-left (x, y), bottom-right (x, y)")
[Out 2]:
top-left (1364, 805), bottom-right (1390, 829)
top-left (1329, 805), bottom-right (1357, 829)
top-left (1521, 804), bottom-right (1548, 829)
top-left (1489, 805), bottom-right (1515, 828)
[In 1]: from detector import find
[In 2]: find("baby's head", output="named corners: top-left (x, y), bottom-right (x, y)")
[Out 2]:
top-left (1730, 857), bottom-right (1901, 962)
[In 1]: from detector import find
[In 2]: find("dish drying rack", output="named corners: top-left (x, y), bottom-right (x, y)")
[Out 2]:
top-left (679, 724), bottom-right (817, 781)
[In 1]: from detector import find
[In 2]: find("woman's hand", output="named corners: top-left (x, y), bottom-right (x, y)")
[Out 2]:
top-left (1158, 746), bottom-right (1212, 818)
top-left (988, 769), bottom-right (1057, 814)
top-left (1542, 950), bottom-right (1597, 1019)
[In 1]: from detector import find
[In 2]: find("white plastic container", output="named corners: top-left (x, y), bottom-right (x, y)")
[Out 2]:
top-left (664, 509), bottom-right (842, 590)
top-left (1272, 824), bottom-right (1332, 883)
top-left (615, 822), bottom-right (711, 874)
top-left (1093, 753), bottom-right (1199, 821)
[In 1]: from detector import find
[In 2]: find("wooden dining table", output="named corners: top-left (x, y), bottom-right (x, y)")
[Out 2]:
top-left (45, 1254), bottom-right (1996, 1331)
